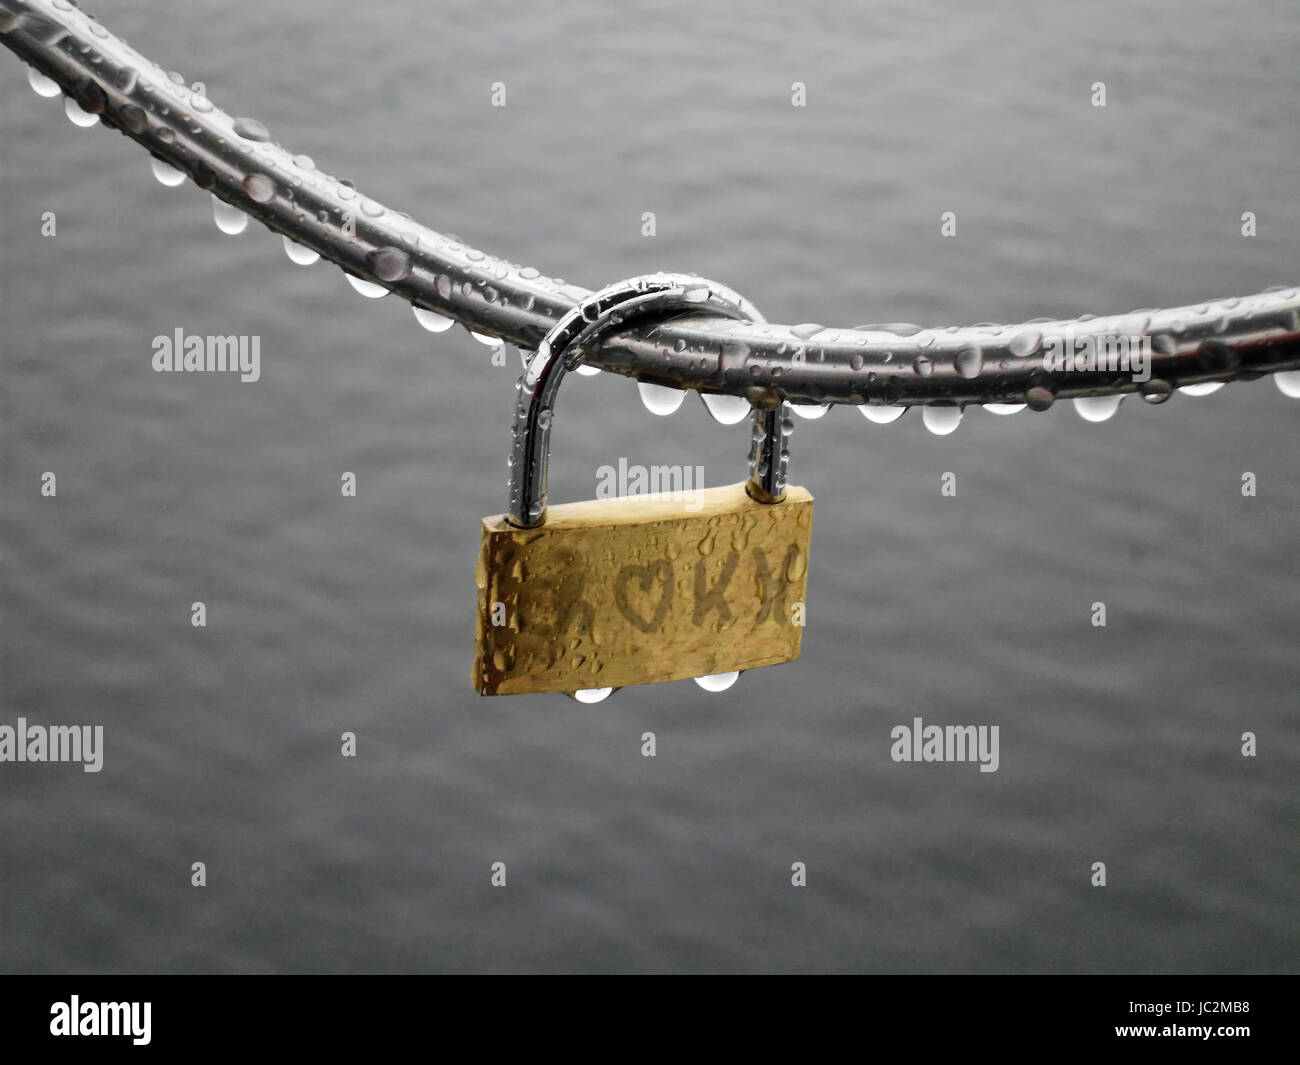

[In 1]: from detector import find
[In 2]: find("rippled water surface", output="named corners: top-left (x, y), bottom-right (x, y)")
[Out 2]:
top-left (1, 0), bottom-right (1297, 972)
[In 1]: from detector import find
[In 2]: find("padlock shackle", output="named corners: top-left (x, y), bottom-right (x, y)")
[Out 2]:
top-left (505, 274), bottom-right (784, 528)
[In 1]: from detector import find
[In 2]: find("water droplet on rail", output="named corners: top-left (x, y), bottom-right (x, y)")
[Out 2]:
top-left (574, 364), bottom-right (602, 376)
top-left (954, 344), bottom-right (984, 379)
top-left (1009, 330), bottom-right (1042, 357)
top-left (571, 687), bottom-right (613, 704)
top-left (27, 67), bottom-right (60, 98)
top-left (913, 355), bottom-right (934, 376)
top-left (469, 330), bottom-right (502, 347)
top-left (413, 306), bottom-right (454, 333)
top-left (1073, 395), bottom-right (1123, 422)
top-left (366, 246), bottom-right (411, 282)
top-left (637, 381), bottom-right (686, 415)
top-left (211, 195), bottom-right (248, 235)
top-left (345, 273), bottom-right (388, 298)
top-left (984, 403), bottom-right (1026, 415)
top-left (232, 116), bottom-right (270, 141)
top-left (859, 405), bottom-right (906, 424)
top-left (64, 97), bottom-right (99, 127)
top-left (789, 402), bottom-right (829, 420)
top-left (282, 236), bottom-right (319, 266)
top-left (701, 392), bottom-right (751, 425)
top-left (119, 104), bottom-right (148, 134)
top-left (150, 157), bottom-right (185, 186)
top-left (1178, 382), bottom-right (1224, 397)
top-left (694, 671), bottom-right (739, 693)
top-left (790, 323), bottom-right (824, 341)
top-left (1274, 370), bottom-right (1300, 398)
top-left (922, 407), bottom-right (962, 435)
top-left (1025, 387), bottom-right (1055, 411)
top-left (242, 172), bottom-right (275, 203)
top-left (1140, 379), bottom-right (1173, 404)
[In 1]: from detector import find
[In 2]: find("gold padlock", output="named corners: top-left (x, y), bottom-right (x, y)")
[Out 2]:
top-left (473, 275), bottom-right (814, 698)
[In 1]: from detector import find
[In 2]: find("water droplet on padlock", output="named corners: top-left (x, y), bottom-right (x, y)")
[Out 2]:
top-left (694, 671), bottom-right (740, 693)
top-left (211, 195), bottom-right (248, 235)
top-left (150, 157), bottom-right (186, 187)
top-left (637, 380), bottom-right (687, 415)
top-left (283, 236), bottom-right (320, 266)
top-left (1073, 395), bottom-right (1123, 422)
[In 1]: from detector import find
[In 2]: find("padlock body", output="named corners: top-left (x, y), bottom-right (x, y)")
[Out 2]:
top-left (474, 482), bottom-right (813, 695)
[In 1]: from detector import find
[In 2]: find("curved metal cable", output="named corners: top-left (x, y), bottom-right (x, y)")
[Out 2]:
top-left (3, 0), bottom-right (1299, 413)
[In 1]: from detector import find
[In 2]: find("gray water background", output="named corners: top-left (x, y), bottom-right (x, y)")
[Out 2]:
top-left (1, 0), bottom-right (1297, 973)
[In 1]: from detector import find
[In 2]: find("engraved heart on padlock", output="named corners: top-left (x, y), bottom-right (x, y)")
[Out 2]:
top-left (613, 560), bottom-right (674, 633)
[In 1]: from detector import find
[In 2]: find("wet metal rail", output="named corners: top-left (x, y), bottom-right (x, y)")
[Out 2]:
top-left (3, 0), bottom-right (1300, 417)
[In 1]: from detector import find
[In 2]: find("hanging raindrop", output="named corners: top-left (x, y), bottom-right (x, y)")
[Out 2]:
top-left (64, 97), bottom-right (99, 127)
top-left (859, 405), bottom-right (906, 424)
top-left (211, 195), bottom-right (248, 235)
top-left (413, 306), bottom-right (455, 333)
top-left (921, 406), bottom-right (962, 435)
top-left (700, 392), bottom-right (751, 425)
top-left (150, 157), bottom-right (186, 187)
top-left (1072, 395), bottom-right (1123, 422)
top-left (345, 274), bottom-right (388, 299)
top-left (694, 671), bottom-right (740, 693)
top-left (636, 381), bottom-right (687, 415)
top-left (282, 236), bottom-right (319, 266)
top-left (27, 67), bottom-right (61, 98)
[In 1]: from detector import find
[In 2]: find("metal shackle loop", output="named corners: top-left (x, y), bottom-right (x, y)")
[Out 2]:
top-left (505, 273), bottom-right (788, 528)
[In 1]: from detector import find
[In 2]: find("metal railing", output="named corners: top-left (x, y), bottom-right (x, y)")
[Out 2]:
top-left (4, 0), bottom-right (1299, 418)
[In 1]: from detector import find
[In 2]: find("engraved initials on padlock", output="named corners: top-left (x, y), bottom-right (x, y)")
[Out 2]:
top-left (473, 275), bottom-right (814, 697)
